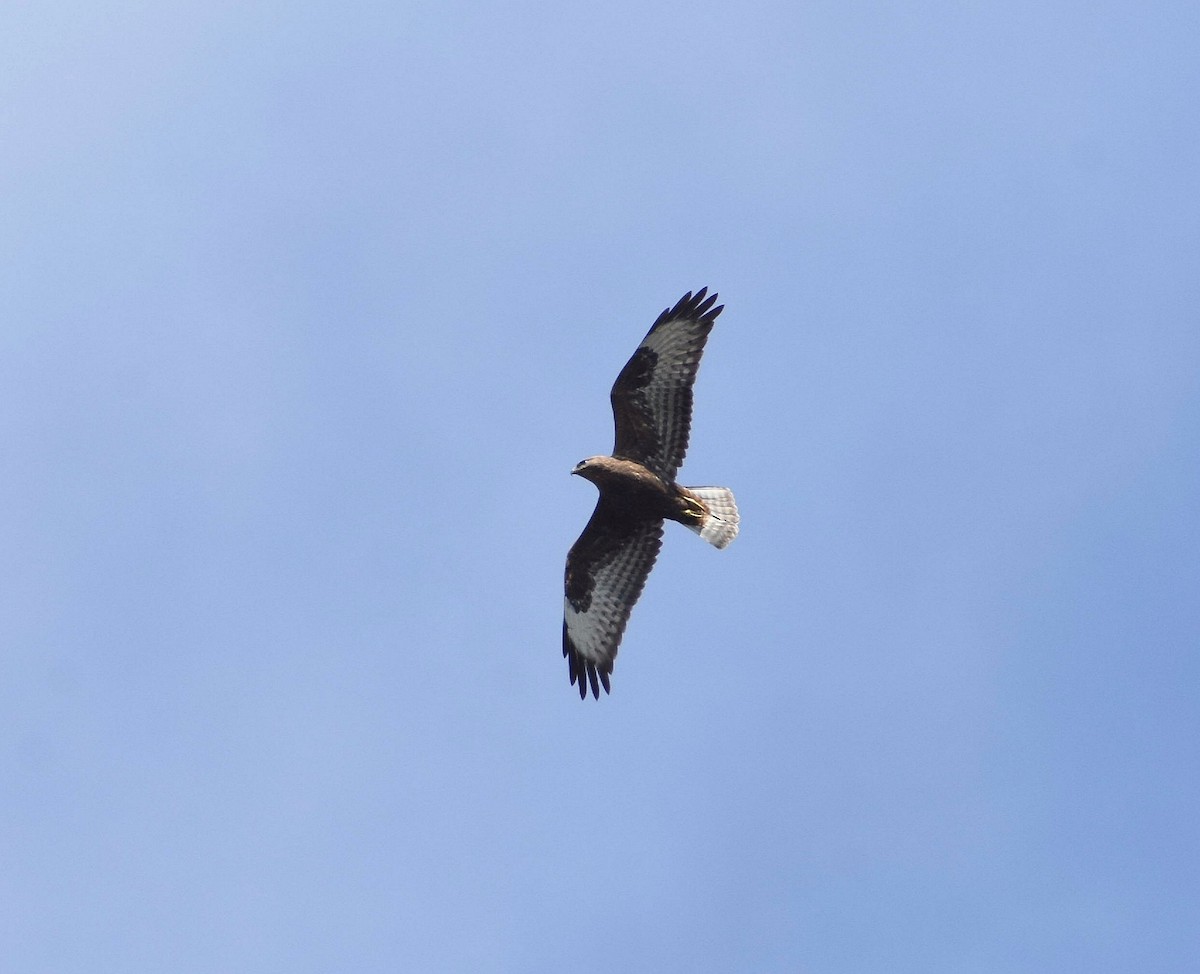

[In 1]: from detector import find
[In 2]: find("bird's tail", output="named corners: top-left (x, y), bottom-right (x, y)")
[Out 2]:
top-left (682, 486), bottom-right (740, 549)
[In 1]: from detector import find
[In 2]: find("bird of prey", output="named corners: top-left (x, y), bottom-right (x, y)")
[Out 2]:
top-left (563, 288), bottom-right (739, 699)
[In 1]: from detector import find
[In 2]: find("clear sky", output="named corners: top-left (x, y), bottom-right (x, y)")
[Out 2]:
top-left (3, 2), bottom-right (1198, 971)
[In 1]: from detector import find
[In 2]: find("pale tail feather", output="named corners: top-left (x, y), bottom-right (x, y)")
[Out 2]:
top-left (684, 486), bottom-right (739, 549)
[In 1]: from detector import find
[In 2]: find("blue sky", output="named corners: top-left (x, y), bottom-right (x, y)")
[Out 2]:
top-left (3, 2), bottom-right (1198, 971)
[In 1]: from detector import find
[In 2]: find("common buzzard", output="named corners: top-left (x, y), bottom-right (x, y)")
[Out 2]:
top-left (563, 288), bottom-right (739, 699)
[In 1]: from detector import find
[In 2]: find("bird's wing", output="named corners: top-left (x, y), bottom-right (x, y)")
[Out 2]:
top-left (563, 500), bottom-right (664, 699)
top-left (609, 288), bottom-right (723, 482)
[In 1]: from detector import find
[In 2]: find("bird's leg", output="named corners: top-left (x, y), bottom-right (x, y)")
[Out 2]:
top-left (681, 496), bottom-right (706, 521)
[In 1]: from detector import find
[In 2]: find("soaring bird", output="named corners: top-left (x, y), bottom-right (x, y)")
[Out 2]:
top-left (563, 288), bottom-right (739, 699)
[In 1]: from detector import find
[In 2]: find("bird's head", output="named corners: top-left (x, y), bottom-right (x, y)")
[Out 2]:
top-left (571, 457), bottom-right (604, 484)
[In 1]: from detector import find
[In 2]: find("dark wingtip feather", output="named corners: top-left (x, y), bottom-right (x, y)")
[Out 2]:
top-left (692, 287), bottom-right (720, 321)
top-left (654, 287), bottom-right (722, 328)
top-left (564, 605), bottom-right (615, 700)
top-left (658, 294), bottom-right (684, 323)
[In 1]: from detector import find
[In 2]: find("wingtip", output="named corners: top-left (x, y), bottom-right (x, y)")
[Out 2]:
top-left (565, 642), bottom-right (610, 700)
top-left (693, 287), bottom-right (720, 319)
top-left (655, 287), bottom-right (723, 328)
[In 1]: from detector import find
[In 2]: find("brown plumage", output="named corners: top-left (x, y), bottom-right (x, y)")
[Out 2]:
top-left (562, 288), bottom-right (740, 699)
